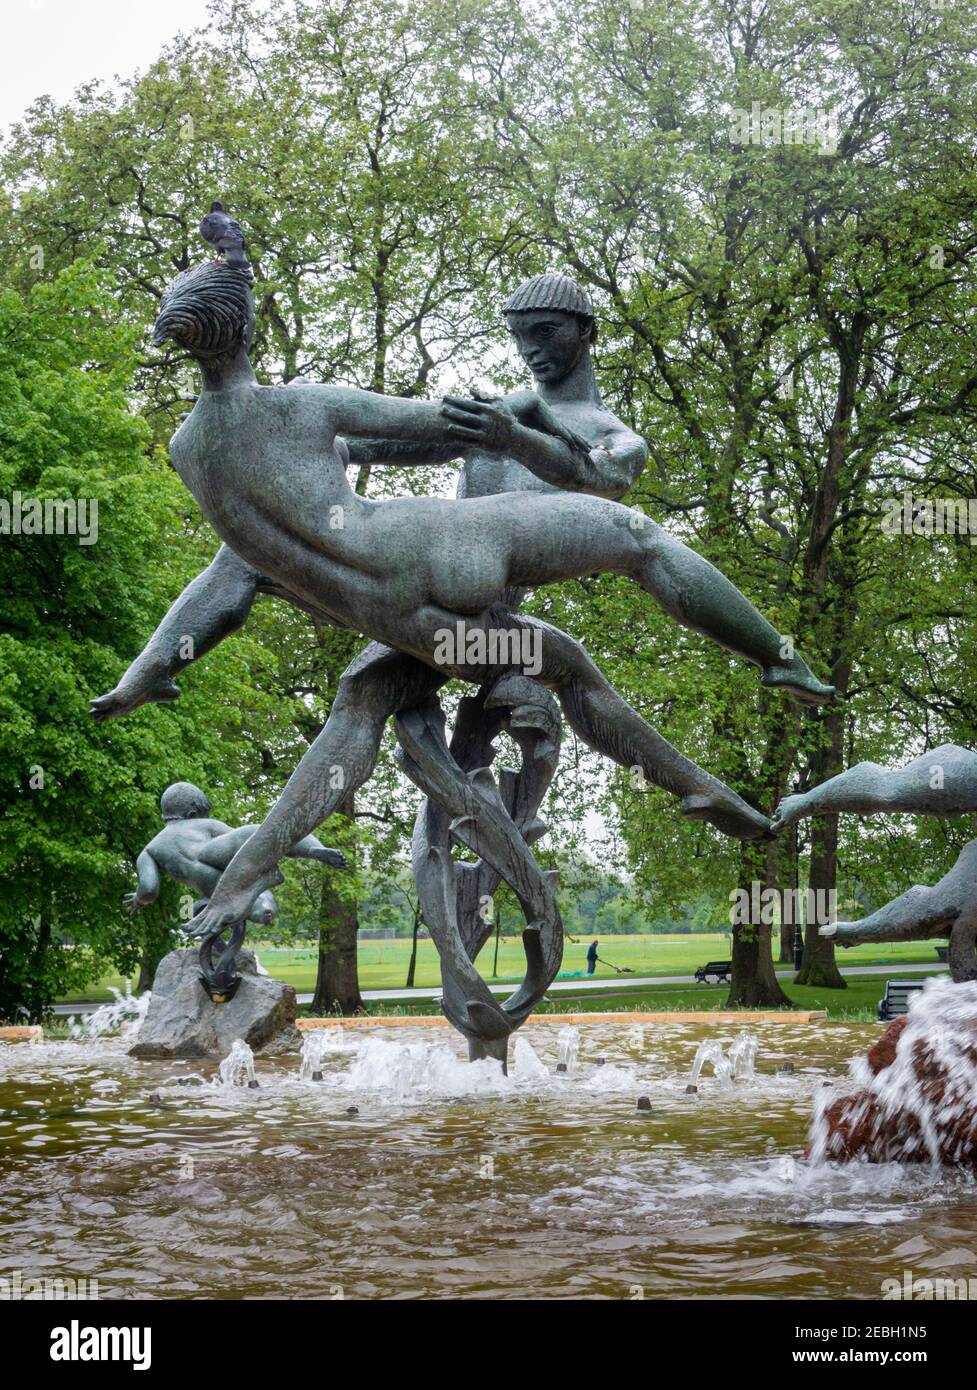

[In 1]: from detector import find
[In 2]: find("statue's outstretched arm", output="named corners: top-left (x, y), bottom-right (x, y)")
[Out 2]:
top-left (91, 545), bottom-right (262, 721)
top-left (342, 436), bottom-right (465, 468)
top-left (443, 393), bottom-right (648, 500)
top-left (124, 850), bottom-right (161, 914)
top-left (318, 385), bottom-right (615, 490)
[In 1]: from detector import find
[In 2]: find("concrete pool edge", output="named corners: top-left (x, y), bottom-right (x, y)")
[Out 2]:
top-left (295, 1009), bottom-right (829, 1029)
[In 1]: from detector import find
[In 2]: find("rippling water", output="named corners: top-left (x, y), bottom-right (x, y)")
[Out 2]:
top-left (1, 1019), bottom-right (975, 1299)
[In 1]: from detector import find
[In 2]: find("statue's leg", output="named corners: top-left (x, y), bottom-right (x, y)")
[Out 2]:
top-left (91, 545), bottom-right (261, 720)
top-left (627, 522), bottom-right (834, 705)
top-left (772, 744), bottom-right (977, 832)
top-left (529, 617), bottom-right (770, 839)
top-left (187, 644), bottom-right (445, 934)
top-left (199, 825), bottom-right (347, 869)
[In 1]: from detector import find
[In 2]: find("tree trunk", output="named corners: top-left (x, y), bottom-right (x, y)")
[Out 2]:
top-left (727, 838), bottom-right (793, 1008)
top-left (795, 705), bottom-right (847, 988)
top-left (779, 809), bottom-right (800, 962)
top-left (405, 911), bottom-right (420, 989)
top-left (311, 791), bottom-right (363, 1014)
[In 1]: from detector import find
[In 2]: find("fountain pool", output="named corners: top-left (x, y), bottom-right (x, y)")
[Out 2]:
top-left (1, 1017), bottom-right (975, 1299)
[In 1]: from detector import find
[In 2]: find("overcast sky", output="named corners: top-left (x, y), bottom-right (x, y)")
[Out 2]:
top-left (0, 0), bottom-right (216, 131)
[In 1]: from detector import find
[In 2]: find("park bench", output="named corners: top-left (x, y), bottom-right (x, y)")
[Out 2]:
top-left (694, 960), bottom-right (732, 984)
top-left (878, 979), bottom-right (926, 1022)
top-left (936, 945), bottom-right (949, 963)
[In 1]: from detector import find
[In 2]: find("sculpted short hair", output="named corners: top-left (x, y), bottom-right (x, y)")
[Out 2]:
top-left (504, 272), bottom-right (597, 343)
top-left (152, 261), bottom-right (255, 359)
top-left (160, 782), bottom-right (213, 822)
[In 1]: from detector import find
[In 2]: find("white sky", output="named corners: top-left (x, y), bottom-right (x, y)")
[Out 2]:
top-left (0, 0), bottom-right (216, 131)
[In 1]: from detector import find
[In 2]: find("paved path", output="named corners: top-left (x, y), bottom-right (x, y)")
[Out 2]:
top-left (52, 958), bottom-right (947, 1015)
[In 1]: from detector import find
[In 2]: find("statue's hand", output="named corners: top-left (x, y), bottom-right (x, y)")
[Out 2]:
top-left (441, 396), bottom-right (519, 454)
top-left (91, 672), bottom-right (181, 721)
top-left (501, 391), bottom-right (594, 459)
top-left (123, 892), bottom-right (144, 915)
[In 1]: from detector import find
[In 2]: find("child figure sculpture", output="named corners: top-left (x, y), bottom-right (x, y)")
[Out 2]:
top-left (128, 782), bottom-right (349, 1001)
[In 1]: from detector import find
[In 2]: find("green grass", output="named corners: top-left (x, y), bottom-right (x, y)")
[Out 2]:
top-left (316, 969), bottom-right (946, 1024)
top-left (56, 932), bottom-right (948, 1006)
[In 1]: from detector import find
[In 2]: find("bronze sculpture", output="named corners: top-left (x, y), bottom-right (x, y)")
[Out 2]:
top-left (93, 213), bottom-right (835, 1059)
top-left (773, 745), bottom-right (977, 982)
top-left (127, 781), bottom-right (349, 998)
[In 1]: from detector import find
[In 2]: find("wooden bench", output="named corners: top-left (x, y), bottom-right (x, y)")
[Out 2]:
top-left (935, 945), bottom-right (949, 963)
top-left (878, 979), bottom-right (926, 1022)
top-left (694, 960), bottom-right (732, 984)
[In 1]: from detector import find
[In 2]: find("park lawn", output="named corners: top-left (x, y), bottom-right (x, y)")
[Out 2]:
top-left (339, 968), bottom-right (948, 1024)
top-left (56, 933), bottom-right (949, 1004)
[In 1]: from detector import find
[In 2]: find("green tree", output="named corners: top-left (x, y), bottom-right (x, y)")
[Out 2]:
top-left (0, 262), bottom-right (295, 1018)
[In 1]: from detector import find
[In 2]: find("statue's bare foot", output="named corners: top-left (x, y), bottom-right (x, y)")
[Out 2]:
top-left (309, 847), bottom-right (351, 869)
top-left (680, 791), bottom-right (771, 840)
top-left (761, 661), bottom-right (835, 706)
top-left (770, 792), bottom-right (811, 834)
top-left (90, 674), bottom-right (180, 721)
top-left (186, 891), bottom-right (254, 939)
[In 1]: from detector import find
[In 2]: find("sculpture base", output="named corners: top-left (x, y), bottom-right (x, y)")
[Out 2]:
top-left (129, 948), bottom-right (298, 1059)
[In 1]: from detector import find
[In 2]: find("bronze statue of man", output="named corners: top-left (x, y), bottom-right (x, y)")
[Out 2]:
top-left (92, 242), bottom-right (832, 938)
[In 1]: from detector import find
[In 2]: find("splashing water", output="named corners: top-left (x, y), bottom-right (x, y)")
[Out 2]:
top-left (689, 1038), bottom-right (733, 1087)
top-left (343, 1036), bottom-right (509, 1100)
top-left (729, 1030), bottom-right (758, 1081)
top-left (556, 1025), bottom-right (580, 1073)
top-left (809, 977), bottom-right (977, 1168)
top-left (688, 1031), bottom-right (759, 1087)
top-left (73, 988), bottom-right (151, 1040)
top-left (299, 1030), bottom-right (331, 1080)
top-left (513, 1036), bottom-right (549, 1080)
top-left (217, 1038), bottom-right (257, 1088)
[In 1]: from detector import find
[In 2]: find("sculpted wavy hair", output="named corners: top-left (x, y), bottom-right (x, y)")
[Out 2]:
top-left (152, 260), bottom-right (255, 360)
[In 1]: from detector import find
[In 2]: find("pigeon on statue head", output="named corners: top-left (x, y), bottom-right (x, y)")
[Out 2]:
top-left (198, 201), bottom-right (250, 274)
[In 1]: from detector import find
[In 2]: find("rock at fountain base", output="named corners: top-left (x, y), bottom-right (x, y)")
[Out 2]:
top-left (812, 1001), bottom-right (977, 1168)
top-left (129, 948), bottom-right (299, 1059)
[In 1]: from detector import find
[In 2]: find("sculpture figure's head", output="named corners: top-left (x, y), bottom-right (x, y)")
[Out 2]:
top-left (160, 782), bottom-right (213, 822)
top-left (152, 261), bottom-right (255, 362)
top-left (504, 272), bottom-right (595, 385)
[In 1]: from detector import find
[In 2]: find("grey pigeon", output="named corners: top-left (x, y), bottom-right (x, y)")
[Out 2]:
top-left (198, 201), bottom-right (249, 271)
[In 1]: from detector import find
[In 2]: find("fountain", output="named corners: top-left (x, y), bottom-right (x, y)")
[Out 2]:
top-left (555, 1024), bottom-right (580, 1073)
top-left (217, 1038), bottom-right (259, 1089)
top-left (810, 977), bottom-right (977, 1168)
top-left (688, 1031), bottom-right (757, 1089)
top-left (299, 1030), bottom-right (328, 1082)
top-left (728, 1029), bottom-right (758, 1081)
top-left (6, 1011), bottom-right (977, 1298)
top-left (70, 986), bottom-right (151, 1040)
